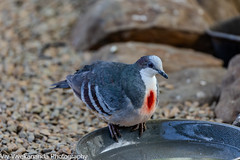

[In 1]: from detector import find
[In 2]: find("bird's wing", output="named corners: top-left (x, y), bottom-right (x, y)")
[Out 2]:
top-left (120, 65), bottom-right (146, 109)
top-left (66, 62), bottom-right (130, 117)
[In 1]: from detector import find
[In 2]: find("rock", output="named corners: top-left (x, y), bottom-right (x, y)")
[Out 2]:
top-left (11, 111), bottom-right (22, 120)
top-left (169, 107), bottom-right (180, 118)
top-left (215, 54), bottom-right (240, 123)
top-left (28, 132), bottom-right (35, 142)
top-left (30, 142), bottom-right (40, 149)
top-left (16, 137), bottom-right (24, 144)
top-left (7, 125), bottom-right (17, 133)
top-left (41, 148), bottom-right (52, 154)
top-left (90, 42), bottom-right (223, 73)
top-left (232, 114), bottom-right (240, 127)
top-left (27, 149), bottom-right (38, 155)
top-left (20, 121), bottom-right (36, 131)
top-left (15, 147), bottom-right (26, 154)
top-left (158, 67), bottom-right (226, 105)
top-left (50, 109), bottom-right (60, 119)
top-left (59, 146), bottom-right (71, 155)
top-left (233, 0), bottom-right (240, 12)
top-left (67, 123), bottom-right (78, 132)
top-left (1, 147), bottom-right (9, 154)
top-left (71, 0), bottom-right (212, 51)
top-left (31, 106), bottom-right (43, 114)
top-left (40, 129), bottom-right (51, 136)
top-left (19, 131), bottom-right (27, 139)
top-left (47, 139), bottom-right (59, 144)
top-left (22, 139), bottom-right (29, 149)
top-left (2, 140), bottom-right (8, 145)
top-left (34, 133), bottom-right (43, 139)
top-left (7, 143), bottom-right (18, 152)
top-left (197, 0), bottom-right (240, 23)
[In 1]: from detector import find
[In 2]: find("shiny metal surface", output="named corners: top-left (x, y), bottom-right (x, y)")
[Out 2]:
top-left (76, 120), bottom-right (240, 160)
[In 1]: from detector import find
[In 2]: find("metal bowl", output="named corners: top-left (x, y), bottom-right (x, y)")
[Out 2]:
top-left (207, 16), bottom-right (240, 67)
top-left (76, 120), bottom-right (240, 160)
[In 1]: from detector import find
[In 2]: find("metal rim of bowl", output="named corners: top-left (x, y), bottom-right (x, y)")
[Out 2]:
top-left (207, 29), bottom-right (240, 41)
top-left (76, 119), bottom-right (240, 155)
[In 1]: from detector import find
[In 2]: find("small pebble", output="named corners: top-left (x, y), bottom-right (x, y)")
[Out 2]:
top-left (34, 133), bottom-right (43, 139)
top-left (110, 45), bottom-right (118, 53)
top-left (165, 84), bottom-right (174, 90)
top-left (19, 131), bottom-right (27, 139)
top-left (40, 129), bottom-right (51, 136)
top-left (41, 148), bottom-right (53, 154)
top-left (15, 147), bottom-right (26, 154)
top-left (59, 146), bottom-right (71, 154)
top-left (7, 143), bottom-right (18, 152)
top-left (32, 106), bottom-right (43, 114)
top-left (16, 137), bottom-right (24, 144)
top-left (28, 132), bottom-right (35, 142)
top-left (200, 80), bottom-right (207, 86)
top-left (27, 149), bottom-right (38, 155)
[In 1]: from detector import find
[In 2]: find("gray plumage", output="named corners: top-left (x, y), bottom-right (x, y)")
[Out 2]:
top-left (52, 61), bottom-right (146, 117)
top-left (52, 55), bottom-right (168, 141)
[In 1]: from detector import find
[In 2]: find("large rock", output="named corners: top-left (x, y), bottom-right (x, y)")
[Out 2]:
top-left (233, 0), bottom-right (240, 12)
top-left (215, 54), bottom-right (240, 123)
top-left (71, 0), bottom-right (212, 51)
top-left (90, 42), bottom-right (223, 73)
top-left (158, 67), bottom-right (226, 105)
top-left (197, 0), bottom-right (240, 23)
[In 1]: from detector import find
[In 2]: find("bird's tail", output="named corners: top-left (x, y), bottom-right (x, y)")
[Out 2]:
top-left (50, 80), bottom-right (70, 89)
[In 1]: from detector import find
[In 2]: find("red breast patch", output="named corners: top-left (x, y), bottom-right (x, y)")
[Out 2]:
top-left (147, 90), bottom-right (155, 110)
top-left (140, 90), bottom-right (156, 114)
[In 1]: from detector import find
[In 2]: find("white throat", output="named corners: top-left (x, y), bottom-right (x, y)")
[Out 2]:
top-left (140, 68), bottom-right (157, 92)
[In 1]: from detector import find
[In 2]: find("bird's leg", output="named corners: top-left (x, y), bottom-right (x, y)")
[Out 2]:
top-left (131, 122), bottom-right (146, 137)
top-left (131, 124), bottom-right (140, 131)
top-left (139, 122), bottom-right (146, 137)
top-left (108, 123), bottom-right (121, 142)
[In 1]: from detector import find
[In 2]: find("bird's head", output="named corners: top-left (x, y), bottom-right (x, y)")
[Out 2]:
top-left (135, 55), bottom-right (168, 79)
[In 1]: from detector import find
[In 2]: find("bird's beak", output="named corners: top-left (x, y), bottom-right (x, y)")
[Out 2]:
top-left (158, 70), bottom-right (168, 79)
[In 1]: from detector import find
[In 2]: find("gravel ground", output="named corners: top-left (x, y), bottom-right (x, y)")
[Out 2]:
top-left (0, 0), bottom-right (222, 156)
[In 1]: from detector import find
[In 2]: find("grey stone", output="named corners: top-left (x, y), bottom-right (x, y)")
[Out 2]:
top-left (27, 149), bottom-right (38, 155)
top-left (7, 125), bottom-right (17, 133)
top-left (90, 42), bottom-right (223, 73)
top-left (32, 106), bottom-right (43, 114)
top-left (19, 131), bottom-right (27, 139)
top-left (41, 148), bottom-right (52, 154)
top-left (158, 67), bottom-right (226, 105)
top-left (50, 109), bottom-right (60, 119)
top-left (15, 147), bottom-right (26, 154)
top-left (215, 54), bottom-right (240, 123)
top-left (28, 132), bottom-right (35, 142)
top-left (197, 0), bottom-right (239, 23)
top-left (71, 0), bottom-right (212, 51)
top-left (11, 111), bottom-right (22, 120)
top-left (34, 133), bottom-right (43, 139)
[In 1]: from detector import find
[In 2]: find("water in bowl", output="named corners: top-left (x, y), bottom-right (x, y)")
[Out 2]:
top-left (94, 141), bottom-right (239, 160)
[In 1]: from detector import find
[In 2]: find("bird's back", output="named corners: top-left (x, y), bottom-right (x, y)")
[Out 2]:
top-left (66, 61), bottom-right (132, 118)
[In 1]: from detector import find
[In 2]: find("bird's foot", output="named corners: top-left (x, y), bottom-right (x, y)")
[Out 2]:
top-left (139, 122), bottom-right (146, 137)
top-left (131, 122), bottom-right (146, 137)
top-left (131, 124), bottom-right (140, 131)
top-left (108, 123), bottom-right (121, 142)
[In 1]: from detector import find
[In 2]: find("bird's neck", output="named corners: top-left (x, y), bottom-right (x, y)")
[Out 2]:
top-left (139, 68), bottom-right (157, 99)
top-left (139, 68), bottom-right (157, 114)
top-left (139, 68), bottom-right (157, 85)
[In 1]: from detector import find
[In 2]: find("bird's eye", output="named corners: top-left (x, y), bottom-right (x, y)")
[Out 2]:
top-left (148, 62), bottom-right (154, 68)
